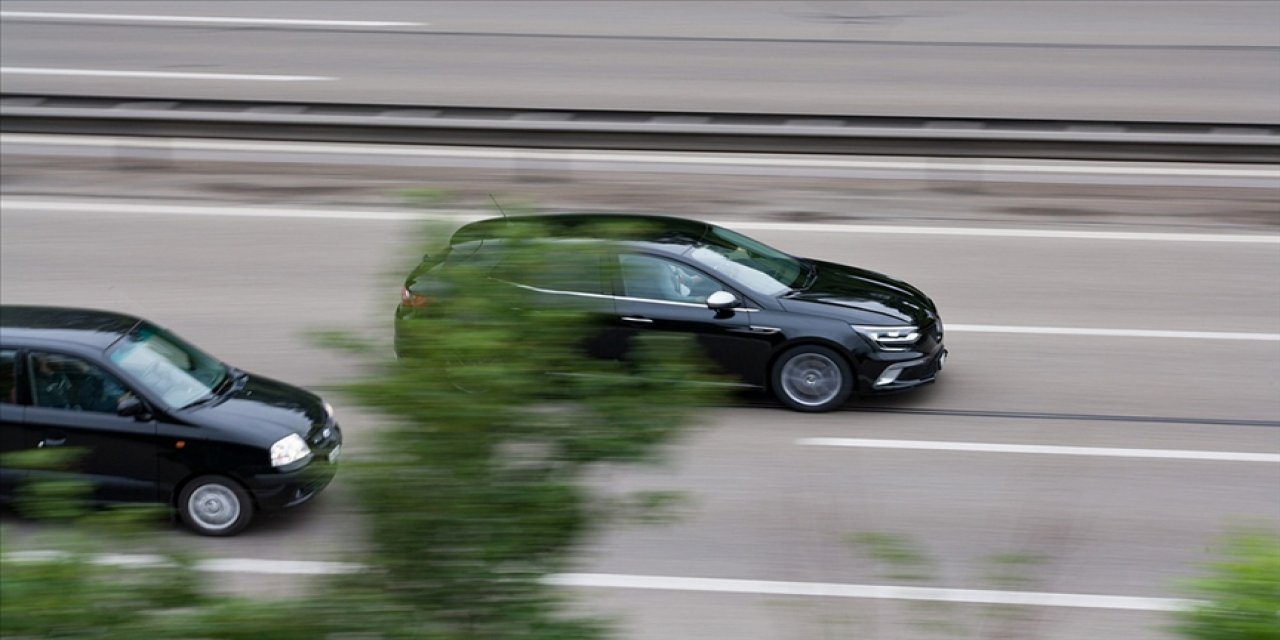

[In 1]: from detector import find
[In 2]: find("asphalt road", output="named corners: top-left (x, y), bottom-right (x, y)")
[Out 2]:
top-left (2, 1), bottom-right (1279, 123)
top-left (1, 136), bottom-right (1278, 639)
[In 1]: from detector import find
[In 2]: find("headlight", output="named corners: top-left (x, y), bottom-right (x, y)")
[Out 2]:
top-left (852, 325), bottom-right (920, 351)
top-left (270, 433), bottom-right (312, 468)
top-left (323, 401), bottom-right (336, 421)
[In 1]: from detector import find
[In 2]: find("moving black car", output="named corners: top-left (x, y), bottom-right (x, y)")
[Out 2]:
top-left (395, 215), bottom-right (946, 412)
top-left (0, 306), bottom-right (342, 536)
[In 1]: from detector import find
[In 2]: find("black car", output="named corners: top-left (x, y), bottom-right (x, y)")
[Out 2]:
top-left (0, 306), bottom-right (341, 536)
top-left (395, 214), bottom-right (946, 412)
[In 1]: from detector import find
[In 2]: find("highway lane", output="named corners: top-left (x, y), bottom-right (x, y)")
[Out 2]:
top-left (1, 162), bottom-right (1278, 637)
top-left (2, 1), bottom-right (1279, 122)
top-left (566, 412), bottom-right (1280, 640)
top-left (2, 203), bottom-right (1278, 418)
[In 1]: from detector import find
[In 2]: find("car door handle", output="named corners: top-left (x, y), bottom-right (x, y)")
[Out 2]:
top-left (729, 326), bottom-right (782, 335)
top-left (38, 436), bottom-right (67, 448)
top-left (621, 316), bottom-right (654, 324)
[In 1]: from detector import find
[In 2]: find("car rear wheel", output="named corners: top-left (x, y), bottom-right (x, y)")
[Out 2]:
top-left (771, 345), bottom-right (854, 412)
top-left (179, 475), bottom-right (253, 536)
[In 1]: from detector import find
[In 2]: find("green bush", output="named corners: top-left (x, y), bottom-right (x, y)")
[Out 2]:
top-left (329, 218), bottom-right (720, 636)
top-left (1176, 532), bottom-right (1280, 640)
top-left (3, 214), bottom-right (718, 639)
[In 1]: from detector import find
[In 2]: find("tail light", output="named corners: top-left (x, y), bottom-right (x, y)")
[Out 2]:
top-left (400, 287), bottom-right (433, 309)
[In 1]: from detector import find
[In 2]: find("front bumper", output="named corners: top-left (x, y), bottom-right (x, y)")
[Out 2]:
top-left (864, 348), bottom-right (947, 393)
top-left (248, 424), bottom-right (342, 513)
top-left (248, 457), bottom-right (338, 512)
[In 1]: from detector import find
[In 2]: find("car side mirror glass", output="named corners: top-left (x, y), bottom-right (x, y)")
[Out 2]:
top-left (706, 291), bottom-right (739, 310)
top-left (117, 397), bottom-right (148, 419)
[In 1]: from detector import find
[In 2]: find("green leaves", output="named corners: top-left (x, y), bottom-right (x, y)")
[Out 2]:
top-left (1176, 531), bottom-right (1280, 640)
top-left (328, 216), bottom-right (721, 636)
top-left (0, 213), bottom-right (719, 640)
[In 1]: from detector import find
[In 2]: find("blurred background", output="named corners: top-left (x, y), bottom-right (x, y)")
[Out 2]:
top-left (1, 2), bottom-right (1278, 639)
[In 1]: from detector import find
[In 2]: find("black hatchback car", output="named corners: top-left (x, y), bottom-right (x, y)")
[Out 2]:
top-left (396, 215), bottom-right (946, 412)
top-left (0, 306), bottom-right (342, 536)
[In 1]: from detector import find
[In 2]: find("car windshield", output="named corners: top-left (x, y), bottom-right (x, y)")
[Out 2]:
top-left (108, 324), bottom-right (228, 409)
top-left (686, 226), bottom-right (807, 296)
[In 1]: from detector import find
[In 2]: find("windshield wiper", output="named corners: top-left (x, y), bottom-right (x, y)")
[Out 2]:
top-left (179, 367), bottom-right (244, 411)
top-left (218, 366), bottom-right (248, 391)
top-left (179, 394), bottom-right (218, 411)
top-left (792, 261), bottom-right (817, 291)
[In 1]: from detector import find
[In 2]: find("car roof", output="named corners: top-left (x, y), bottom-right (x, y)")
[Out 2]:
top-left (0, 305), bottom-right (144, 351)
top-left (450, 214), bottom-right (712, 250)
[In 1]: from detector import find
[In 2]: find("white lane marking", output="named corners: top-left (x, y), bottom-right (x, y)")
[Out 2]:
top-left (946, 324), bottom-right (1280, 341)
top-left (2, 198), bottom-right (1277, 245)
top-left (197, 558), bottom-right (365, 575)
top-left (797, 438), bottom-right (1280, 463)
top-left (0, 199), bottom-right (438, 221)
top-left (0, 11), bottom-right (425, 27)
top-left (0, 67), bottom-right (331, 82)
top-left (725, 222), bottom-right (1280, 244)
top-left (3, 552), bottom-right (1190, 611)
top-left (1, 134), bottom-right (1275, 180)
top-left (6, 551), bottom-right (364, 575)
top-left (549, 573), bottom-right (1191, 612)
top-left (5, 199), bottom-right (1276, 342)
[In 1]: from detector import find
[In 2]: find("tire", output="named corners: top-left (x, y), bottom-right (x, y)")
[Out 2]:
top-left (770, 345), bottom-right (854, 412)
top-left (178, 475), bottom-right (253, 537)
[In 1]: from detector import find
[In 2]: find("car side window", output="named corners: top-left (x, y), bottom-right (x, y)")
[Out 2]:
top-left (27, 352), bottom-right (132, 414)
top-left (498, 246), bottom-right (606, 295)
top-left (0, 350), bottom-right (16, 404)
top-left (619, 254), bottom-right (724, 304)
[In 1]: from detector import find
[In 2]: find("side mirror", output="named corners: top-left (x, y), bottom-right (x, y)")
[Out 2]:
top-left (706, 291), bottom-right (740, 310)
top-left (117, 397), bottom-right (149, 420)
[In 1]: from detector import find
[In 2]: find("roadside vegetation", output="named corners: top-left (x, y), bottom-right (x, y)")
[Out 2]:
top-left (2, 213), bottom-right (718, 638)
top-left (1175, 530), bottom-right (1280, 640)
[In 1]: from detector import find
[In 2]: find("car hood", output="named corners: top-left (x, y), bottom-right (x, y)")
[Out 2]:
top-left (781, 259), bottom-right (937, 325)
top-left (184, 372), bottom-right (326, 443)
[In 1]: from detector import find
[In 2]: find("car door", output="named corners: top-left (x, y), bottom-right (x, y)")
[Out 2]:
top-left (0, 348), bottom-right (28, 499)
top-left (613, 252), bottom-right (774, 386)
top-left (495, 243), bottom-right (626, 360)
top-left (23, 350), bottom-right (161, 503)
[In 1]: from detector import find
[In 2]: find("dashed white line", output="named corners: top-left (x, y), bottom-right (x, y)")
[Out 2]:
top-left (0, 11), bottom-right (425, 27)
top-left (946, 324), bottom-right (1280, 342)
top-left (3, 552), bottom-right (1191, 611)
top-left (7, 551), bottom-right (366, 574)
top-left (197, 558), bottom-right (366, 575)
top-left (0, 67), bottom-right (332, 82)
top-left (549, 574), bottom-right (1191, 612)
top-left (797, 438), bottom-right (1280, 463)
top-left (0, 199), bottom-right (436, 221)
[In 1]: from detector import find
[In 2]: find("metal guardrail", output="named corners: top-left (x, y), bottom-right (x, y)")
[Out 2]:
top-left (2, 94), bottom-right (1278, 162)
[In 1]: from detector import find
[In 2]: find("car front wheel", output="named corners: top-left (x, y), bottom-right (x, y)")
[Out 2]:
top-left (771, 345), bottom-right (854, 412)
top-left (178, 475), bottom-right (253, 536)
